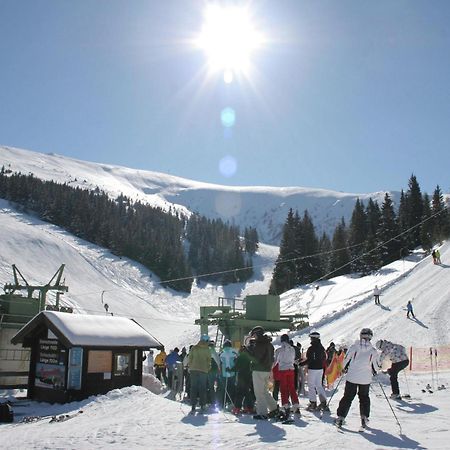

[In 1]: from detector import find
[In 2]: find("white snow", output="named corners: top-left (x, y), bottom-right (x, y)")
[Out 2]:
top-left (1, 149), bottom-right (450, 448)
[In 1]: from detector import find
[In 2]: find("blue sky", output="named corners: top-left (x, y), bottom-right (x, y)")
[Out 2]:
top-left (1, 1), bottom-right (449, 194)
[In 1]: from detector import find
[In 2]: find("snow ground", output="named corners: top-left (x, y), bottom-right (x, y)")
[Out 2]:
top-left (1, 372), bottom-right (449, 449)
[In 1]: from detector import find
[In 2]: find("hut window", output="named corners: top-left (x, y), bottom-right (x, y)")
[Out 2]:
top-left (114, 353), bottom-right (131, 376)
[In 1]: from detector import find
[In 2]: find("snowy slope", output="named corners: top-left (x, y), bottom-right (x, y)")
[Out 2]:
top-left (0, 145), bottom-right (397, 243)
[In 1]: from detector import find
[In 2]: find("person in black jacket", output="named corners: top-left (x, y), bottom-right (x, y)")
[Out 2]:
top-left (247, 326), bottom-right (279, 420)
top-left (303, 331), bottom-right (328, 411)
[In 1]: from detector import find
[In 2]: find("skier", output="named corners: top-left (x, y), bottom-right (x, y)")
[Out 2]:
top-left (302, 331), bottom-right (329, 411)
top-left (406, 300), bottom-right (415, 319)
top-left (435, 249), bottom-right (441, 264)
top-left (373, 285), bottom-right (381, 305)
top-left (376, 339), bottom-right (409, 399)
top-left (218, 340), bottom-right (238, 408)
top-left (274, 334), bottom-right (300, 418)
top-left (188, 335), bottom-right (211, 414)
top-left (146, 349), bottom-right (154, 375)
top-left (207, 340), bottom-right (220, 407)
top-left (247, 326), bottom-right (279, 420)
top-left (154, 348), bottom-right (168, 385)
top-left (165, 348), bottom-right (181, 389)
top-left (232, 346), bottom-right (255, 415)
top-left (334, 328), bottom-right (380, 429)
top-left (432, 249), bottom-right (437, 264)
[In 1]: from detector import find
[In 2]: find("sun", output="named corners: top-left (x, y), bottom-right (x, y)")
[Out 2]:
top-left (195, 4), bottom-right (264, 80)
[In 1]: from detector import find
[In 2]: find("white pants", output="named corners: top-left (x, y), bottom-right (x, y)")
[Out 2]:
top-left (307, 369), bottom-right (327, 403)
top-left (252, 371), bottom-right (278, 415)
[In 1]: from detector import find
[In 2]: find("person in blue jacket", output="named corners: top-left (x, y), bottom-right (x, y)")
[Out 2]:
top-left (165, 348), bottom-right (181, 389)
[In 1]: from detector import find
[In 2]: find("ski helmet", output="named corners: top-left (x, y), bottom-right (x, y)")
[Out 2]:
top-left (250, 326), bottom-right (265, 337)
top-left (200, 334), bottom-right (209, 342)
top-left (223, 339), bottom-right (232, 348)
top-left (309, 331), bottom-right (320, 339)
top-left (280, 333), bottom-right (290, 343)
top-left (360, 328), bottom-right (373, 340)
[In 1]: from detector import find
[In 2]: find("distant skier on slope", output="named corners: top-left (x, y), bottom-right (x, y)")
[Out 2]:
top-left (334, 328), bottom-right (380, 429)
top-left (435, 249), bottom-right (441, 264)
top-left (406, 300), bottom-right (416, 319)
top-left (376, 339), bottom-right (409, 400)
top-left (373, 285), bottom-right (381, 305)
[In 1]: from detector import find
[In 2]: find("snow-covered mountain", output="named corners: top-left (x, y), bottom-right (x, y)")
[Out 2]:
top-left (0, 145), bottom-right (397, 244)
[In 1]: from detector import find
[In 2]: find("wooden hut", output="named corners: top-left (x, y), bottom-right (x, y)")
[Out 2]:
top-left (11, 311), bottom-right (163, 403)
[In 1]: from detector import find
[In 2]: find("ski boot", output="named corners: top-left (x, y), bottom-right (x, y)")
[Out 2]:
top-left (231, 407), bottom-right (241, 416)
top-left (390, 393), bottom-right (401, 400)
top-left (318, 400), bottom-right (330, 412)
top-left (267, 406), bottom-right (280, 419)
top-left (334, 416), bottom-right (344, 428)
top-left (360, 415), bottom-right (369, 429)
top-left (306, 401), bottom-right (317, 411)
top-left (292, 405), bottom-right (301, 416)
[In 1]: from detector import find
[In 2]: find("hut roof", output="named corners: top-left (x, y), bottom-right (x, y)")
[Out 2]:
top-left (11, 311), bottom-right (163, 349)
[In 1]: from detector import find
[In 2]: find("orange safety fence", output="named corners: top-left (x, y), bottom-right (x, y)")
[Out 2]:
top-left (324, 345), bottom-right (450, 386)
top-left (409, 346), bottom-right (450, 372)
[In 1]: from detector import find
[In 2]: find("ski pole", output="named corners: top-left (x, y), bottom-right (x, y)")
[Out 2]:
top-left (376, 380), bottom-right (403, 434)
top-left (402, 370), bottom-right (411, 398)
top-left (430, 347), bottom-right (435, 391)
top-left (325, 373), bottom-right (345, 409)
top-left (223, 376), bottom-right (228, 409)
top-left (434, 349), bottom-right (439, 387)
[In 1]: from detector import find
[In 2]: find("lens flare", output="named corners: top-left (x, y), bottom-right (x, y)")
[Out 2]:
top-left (219, 155), bottom-right (237, 178)
top-left (221, 107), bottom-right (236, 128)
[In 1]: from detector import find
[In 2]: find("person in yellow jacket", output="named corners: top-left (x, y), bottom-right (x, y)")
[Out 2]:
top-left (154, 348), bottom-right (168, 385)
top-left (188, 335), bottom-right (212, 414)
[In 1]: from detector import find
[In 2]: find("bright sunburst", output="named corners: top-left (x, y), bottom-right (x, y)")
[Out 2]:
top-left (196, 4), bottom-right (264, 80)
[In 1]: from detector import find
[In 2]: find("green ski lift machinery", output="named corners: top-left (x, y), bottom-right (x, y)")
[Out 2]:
top-left (196, 294), bottom-right (308, 349)
top-left (0, 264), bottom-right (70, 388)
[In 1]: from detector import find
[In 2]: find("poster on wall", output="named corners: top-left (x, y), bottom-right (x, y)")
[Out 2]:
top-left (35, 339), bottom-right (66, 390)
top-left (67, 347), bottom-right (83, 390)
top-left (35, 362), bottom-right (66, 389)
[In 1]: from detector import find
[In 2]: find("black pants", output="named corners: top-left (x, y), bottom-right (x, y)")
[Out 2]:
top-left (388, 360), bottom-right (409, 395)
top-left (337, 381), bottom-right (370, 418)
top-left (190, 370), bottom-right (208, 409)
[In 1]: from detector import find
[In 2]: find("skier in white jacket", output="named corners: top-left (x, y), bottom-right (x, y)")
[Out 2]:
top-left (335, 328), bottom-right (381, 428)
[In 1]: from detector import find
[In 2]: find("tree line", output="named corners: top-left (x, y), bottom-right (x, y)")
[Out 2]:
top-left (270, 175), bottom-right (450, 295)
top-left (0, 168), bottom-right (258, 292)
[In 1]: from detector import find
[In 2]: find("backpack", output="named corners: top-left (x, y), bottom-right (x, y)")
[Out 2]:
top-left (0, 402), bottom-right (14, 423)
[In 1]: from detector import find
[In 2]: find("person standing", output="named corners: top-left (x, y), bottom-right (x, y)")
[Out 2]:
top-left (376, 339), bottom-right (409, 399)
top-left (432, 249), bottom-right (437, 264)
top-left (335, 328), bottom-right (380, 429)
top-left (218, 340), bottom-right (238, 408)
top-left (247, 326), bottom-right (279, 420)
top-left (274, 334), bottom-right (300, 417)
top-left (154, 348), bottom-right (168, 385)
top-left (435, 249), bottom-right (441, 264)
top-left (303, 331), bottom-right (328, 411)
top-left (188, 335), bottom-right (211, 414)
top-left (373, 285), bottom-right (381, 305)
top-left (146, 350), bottom-right (155, 375)
top-left (406, 300), bottom-right (415, 319)
top-left (233, 346), bottom-right (255, 415)
top-left (165, 348), bottom-right (181, 389)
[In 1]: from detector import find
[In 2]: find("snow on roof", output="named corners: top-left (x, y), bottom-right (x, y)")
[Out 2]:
top-left (13, 311), bottom-right (163, 348)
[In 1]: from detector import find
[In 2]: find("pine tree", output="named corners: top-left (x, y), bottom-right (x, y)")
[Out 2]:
top-left (329, 218), bottom-right (351, 277)
top-left (377, 193), bottom-right (401, 265)
top-left (406, 174), bottom-right (424, 249)
top-left (348, 199), bottom-right (367, 273)
top-left (420, 193), bottom-right (433, 251)
top-left (270, 209), bottom-right (298, 294)
top-left (431, 185), bottom-right (449, 244)
top-left (296, 210), bottom-right (320, 284)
